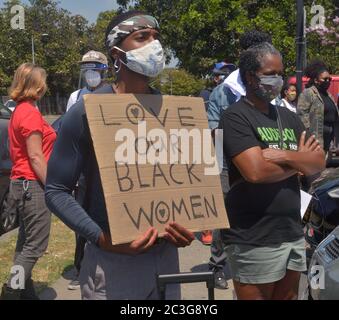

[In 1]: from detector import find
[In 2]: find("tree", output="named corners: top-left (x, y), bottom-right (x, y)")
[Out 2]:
top-left (117, 0), bottom-right (338, 76)
top-left (0, 0), bottom-right (91, 96)
top-left (87, 10), bottom-right (118, 53)
top-left (305, 9), bottom-right (339, 73)
top-left (151, 68), bottom-right (206, 96)
top-left (0, 0), bottom-right (28, 94)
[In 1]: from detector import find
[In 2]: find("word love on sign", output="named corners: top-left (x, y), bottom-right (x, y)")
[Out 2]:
top-left (84, 94), bottom-right (229, 245)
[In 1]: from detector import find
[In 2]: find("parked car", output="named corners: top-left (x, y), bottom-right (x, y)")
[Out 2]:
top-left (4, 99), bottom-right (16, 112)
top-left (0, 102), bottom-right (18, 235)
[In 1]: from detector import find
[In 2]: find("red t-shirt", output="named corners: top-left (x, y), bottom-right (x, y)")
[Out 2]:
top-left (9, 101), bottom-right (57, 181)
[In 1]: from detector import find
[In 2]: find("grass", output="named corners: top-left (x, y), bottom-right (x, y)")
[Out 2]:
top-left (0, 216), bottom-right (75, 294)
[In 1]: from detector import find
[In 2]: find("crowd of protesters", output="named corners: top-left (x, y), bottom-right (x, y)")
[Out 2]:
top-left (2, 9), bottom-right (338, 300)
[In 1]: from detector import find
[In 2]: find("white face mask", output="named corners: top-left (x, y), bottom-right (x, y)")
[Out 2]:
top-left (114, 40), bottom-right (165, 78)
top-left (85, 70), bottom-right (102, 89)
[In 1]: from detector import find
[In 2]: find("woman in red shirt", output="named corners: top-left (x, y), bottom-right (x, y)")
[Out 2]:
top-left (1, 63), bottom-right (56, 300)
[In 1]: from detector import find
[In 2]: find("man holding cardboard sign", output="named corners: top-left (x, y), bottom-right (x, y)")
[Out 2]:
top-left (85, 94), bottom-right (227, 244)
top-left (45, 11), bottom-right (228, 300)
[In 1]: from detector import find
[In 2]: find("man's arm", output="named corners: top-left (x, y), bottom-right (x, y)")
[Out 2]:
top-left (221, 110), bottom-right (297, 184)
top-left (45, 106), bottom-right (103, 245)
top-left (232, 146), bottom-right (298, 184)
top-left (284, 150), bottom-right (325, 176)
top-left (45, 105), bottom-right (193, 254)
top-left (263, 132), bottom-right (326, 176)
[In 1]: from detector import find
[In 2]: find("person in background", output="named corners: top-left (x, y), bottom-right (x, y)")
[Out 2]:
top-left (45, 10), bottom-right (195, 300)
top-left (66, 51), bottom-right (109, 112)
top-left (220, 42), bottom-right (325, 300)
top-left (278, 81), bottom-right (298, 113)
top-left (199, 62), bottom-right (236, 112)
top-left (206, 30), bottom-right (272, 291)
top-left (298, 60), bottom-right (338, 153)
top-left (208, 30), bottom-right (273, 124)
top-left (65, 51), bottom-right (109, 291)
top-left (200, 61), bottom-right (236, 247)
top-left (1, 63), bottom-right (56, 300)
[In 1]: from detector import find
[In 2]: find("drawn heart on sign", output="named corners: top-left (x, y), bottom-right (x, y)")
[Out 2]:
top-left (131, 108), bottom-right (140, 119)
top-left (159, 209), bottom-right (166, 218)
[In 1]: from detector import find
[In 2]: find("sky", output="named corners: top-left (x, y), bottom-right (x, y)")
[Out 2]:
top-left (0, 0), bottom-right (178, 66)
top-left (1, 0), bottom-right (119, 23)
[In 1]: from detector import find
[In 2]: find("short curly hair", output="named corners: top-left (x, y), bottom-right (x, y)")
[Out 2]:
top-left (239, 30), bottom-right (272, 50)
top-left (239, 42), bottom-right (281, 86)
top-left (304, 59), bottom-right (329, 87)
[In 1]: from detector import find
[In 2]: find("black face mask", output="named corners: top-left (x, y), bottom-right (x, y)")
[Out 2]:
top-left (316, 81), bottom-right (331, 93)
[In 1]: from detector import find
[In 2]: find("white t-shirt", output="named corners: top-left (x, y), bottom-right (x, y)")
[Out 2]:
top-left (66, 87), bottom-right (92, 112)
top-left (274, 98), bottom-right (297, 113)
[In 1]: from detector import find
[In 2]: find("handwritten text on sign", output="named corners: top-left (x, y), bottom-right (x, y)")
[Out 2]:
top-left (84, 94), bottom-right (228, 245)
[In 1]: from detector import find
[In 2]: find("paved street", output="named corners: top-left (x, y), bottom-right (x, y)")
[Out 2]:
top-left (39, 239), bottom-right (234, 300)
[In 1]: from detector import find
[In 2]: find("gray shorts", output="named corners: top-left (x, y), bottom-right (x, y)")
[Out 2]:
top-left (80, 240), bottom-right (180, 300)
top-left (225, 238), bottom-right (307, 284)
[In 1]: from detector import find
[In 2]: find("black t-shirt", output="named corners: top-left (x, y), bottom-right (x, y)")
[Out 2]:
top-left (219, 98), bottom-right (306, 246)
top-left (320, 91), bottom-right (338, 125)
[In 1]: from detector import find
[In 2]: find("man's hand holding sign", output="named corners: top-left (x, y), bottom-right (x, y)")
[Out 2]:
top-left (97, 222), bottom-right (195, 255)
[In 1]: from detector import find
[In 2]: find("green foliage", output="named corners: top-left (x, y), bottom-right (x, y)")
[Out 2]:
top-left (1, 0), bottom-right (337, 98)
top-left (87, 10), bottom-right (117, 53)
top-left (151, 68), bottom-right (206, 96)
top-left (305, 5), bottom-right (339, 74)
top-left (0, 0), bottom-right (90, 95)
top-left (117, 0), bottom-right (338, 76)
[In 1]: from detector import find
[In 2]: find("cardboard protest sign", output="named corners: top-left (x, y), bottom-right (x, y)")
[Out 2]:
top-left (84, 94), bottom-right (229, 245)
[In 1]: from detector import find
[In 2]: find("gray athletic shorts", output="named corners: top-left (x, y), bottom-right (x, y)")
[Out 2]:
top-left (225, 237), bottom-right (307, 284)
top-left (80, 240), bottom-right (180, 300)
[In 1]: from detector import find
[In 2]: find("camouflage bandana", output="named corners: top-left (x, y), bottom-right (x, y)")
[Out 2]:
top-left (106, 15), bottom-right (160, 50)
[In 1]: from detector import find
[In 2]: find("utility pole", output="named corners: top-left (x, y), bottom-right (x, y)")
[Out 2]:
top-left (31, 35), bottom-right (35, 64)
top-left (296, 0), bottom-right (306, 94)
top-left (31, 33), bottom-right (49, 65)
